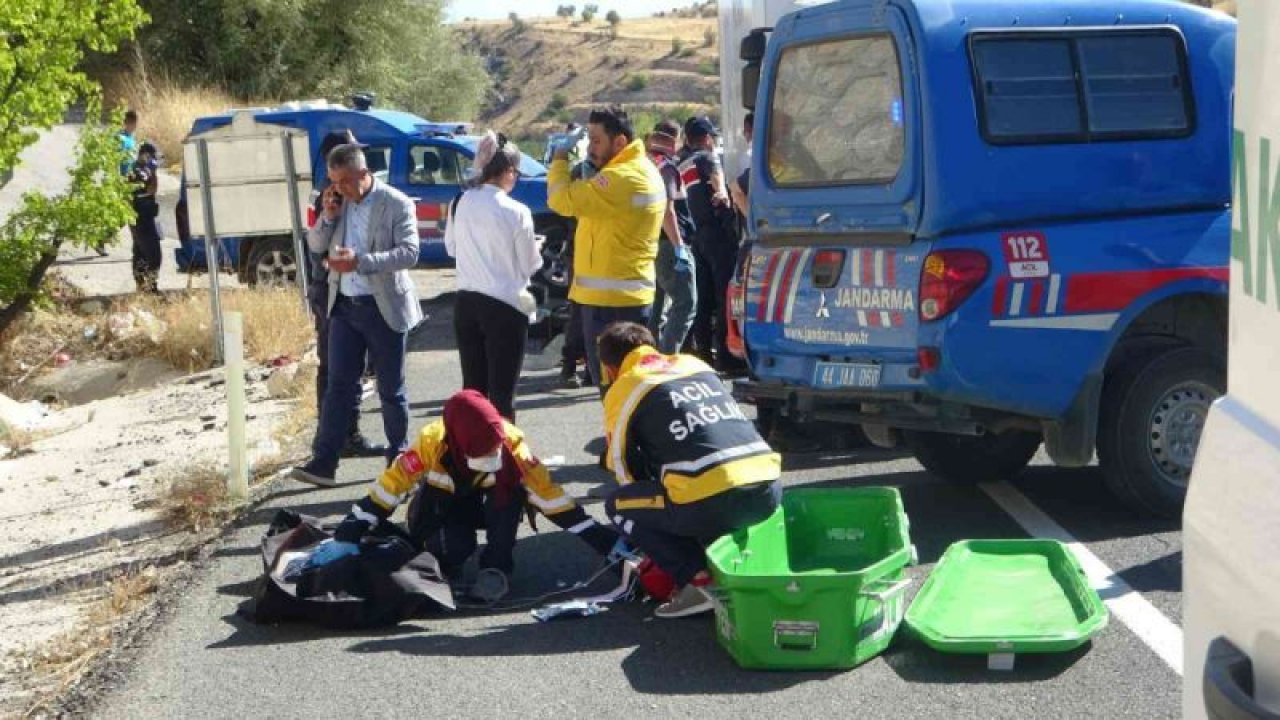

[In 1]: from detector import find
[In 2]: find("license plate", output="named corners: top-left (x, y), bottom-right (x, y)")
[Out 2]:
top-left (813, 362), bottom-right (881, 389)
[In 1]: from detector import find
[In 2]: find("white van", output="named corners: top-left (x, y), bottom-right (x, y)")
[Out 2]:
top-left (1183, 0), bottom-right (1280, 717)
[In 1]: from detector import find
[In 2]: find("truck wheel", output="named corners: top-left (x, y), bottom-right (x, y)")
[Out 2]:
top-left (246, 237), bottom-right (297, 289)
top-left (1097, 345), bottom-right (1224, 518)
top-left (905, 429), bottom-right (1041, 483)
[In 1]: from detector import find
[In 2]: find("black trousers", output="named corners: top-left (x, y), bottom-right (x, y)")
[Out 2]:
top-left (406, 484), bottom-right (527, 577)
top-left (606, 480), bottom-right (781, 586)
top-left (690, 228), bottom-right (739, 364)
top-left (130, 200), bottom-right (163, 293)
top-left (454, 290), bottom-right (529, 421)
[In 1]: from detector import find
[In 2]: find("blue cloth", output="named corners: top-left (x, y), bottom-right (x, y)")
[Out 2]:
top-left (339, 191), bottom-right (375, 297)
top-left (580, 303), bottom-right (651, 389)
top-left (310, 296), bottom-right (409, 474)
top-left (648, 241), bottom-right (697, 354)
top-left (305, 540), bottom-right (359, 569)
top-left (118, 131), bottom-right (136, 177)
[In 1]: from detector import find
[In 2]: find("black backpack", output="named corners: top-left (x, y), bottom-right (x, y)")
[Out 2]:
top-left (243, 510), bottom-right (455, 629)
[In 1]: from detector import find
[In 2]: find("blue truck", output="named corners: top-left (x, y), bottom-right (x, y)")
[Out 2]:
top-left (175, 98), bottom-right (568, 287)
top-left (733, 0), bottom-right (1236, 517)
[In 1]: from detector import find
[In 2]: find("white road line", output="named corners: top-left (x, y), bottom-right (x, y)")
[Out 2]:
top-left (979, 480), bottom-right (1184, 676)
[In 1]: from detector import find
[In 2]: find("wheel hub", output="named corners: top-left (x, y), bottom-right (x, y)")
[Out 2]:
top-left (256, 250), bottom-right (296, 288)
top-left (1147, 381), bottom-right (1215, 489)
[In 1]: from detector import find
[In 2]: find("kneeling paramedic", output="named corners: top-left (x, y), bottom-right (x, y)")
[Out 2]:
top-left (598, 322), bottom-right (781, 618)
top-left (309, 390), bottom-right (618, 601)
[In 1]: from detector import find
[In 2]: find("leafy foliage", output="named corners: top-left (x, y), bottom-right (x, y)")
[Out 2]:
top-left (0, 100), bottom-right (134, 311)
top-left (0, 0), bottom-right (147, 174)
top-left (131, 0), bottom-right (489, 121)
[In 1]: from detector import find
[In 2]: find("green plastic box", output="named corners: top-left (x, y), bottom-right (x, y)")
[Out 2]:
top-left (706, 487), bottom-right (915, 670)
top-left (904, 539), bottom-right (1108, 666)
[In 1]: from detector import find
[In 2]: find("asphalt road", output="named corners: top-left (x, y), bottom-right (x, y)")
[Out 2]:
top-left (96, 284), bottom-right (1184, 719)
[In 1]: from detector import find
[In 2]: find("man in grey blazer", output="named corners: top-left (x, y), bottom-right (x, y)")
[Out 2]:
top-left (291, 143), bottom-right (422, 486)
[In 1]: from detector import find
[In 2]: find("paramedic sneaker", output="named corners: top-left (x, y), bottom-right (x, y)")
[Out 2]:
top-left (654, 582), bottom-right (715, 619)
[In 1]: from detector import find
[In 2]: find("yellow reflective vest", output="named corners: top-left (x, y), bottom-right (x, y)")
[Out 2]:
top-left (548, 140), bottom-right (665, 307)
top-left (603, 346), bottom-right (781, 504)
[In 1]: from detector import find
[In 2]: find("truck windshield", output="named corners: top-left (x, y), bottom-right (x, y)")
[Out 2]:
top-left (455, 138), bottom-right (548, 178)
top-left (767, 34), bottom-right (905, 187)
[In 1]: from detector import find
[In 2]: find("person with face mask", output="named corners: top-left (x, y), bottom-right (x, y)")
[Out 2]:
top-left (308, 390), bottom-right (619, 602)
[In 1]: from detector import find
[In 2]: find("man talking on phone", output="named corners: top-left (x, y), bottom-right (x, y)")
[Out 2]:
top-left (291, 143), bottom-right (422, 487)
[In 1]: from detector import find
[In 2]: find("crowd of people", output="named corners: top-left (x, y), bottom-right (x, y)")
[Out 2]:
top-left (290, 105), bottom-right (780, 618)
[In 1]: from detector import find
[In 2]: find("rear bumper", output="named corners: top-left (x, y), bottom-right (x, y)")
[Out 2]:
top-left (733, 378), bottom-right (987, 435)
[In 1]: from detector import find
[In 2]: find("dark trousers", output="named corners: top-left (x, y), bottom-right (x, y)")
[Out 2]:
top-left (129, 212), bottom-right (163, 293)
top-left (605, 480), bottom-right (781, 586)
top-left (311, 295), bottom-right (409, 475)
top-left (561, 300), bottom-right (585, 372)
top-left (312, 305), bottom-right (361, 439)
top-left (690, 229), bottom-right (739, 365)
top-left (406, 484), bottom-right (527, 577)
top-left (580, 303), bottom-right (652, 389)
top-left (453, 290), bottom-right (529, 421)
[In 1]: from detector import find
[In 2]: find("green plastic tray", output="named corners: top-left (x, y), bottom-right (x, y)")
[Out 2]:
top-left (905, 539), bottom-right (1107, 662)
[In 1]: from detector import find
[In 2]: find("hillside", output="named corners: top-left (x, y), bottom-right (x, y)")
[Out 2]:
top-left (460, 15), bottom-right (723, 142)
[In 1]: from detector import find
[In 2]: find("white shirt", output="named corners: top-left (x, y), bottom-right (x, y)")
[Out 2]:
top-left (444, 184), bottom-right (541, 319)
top-left (339, 183), bottom-right (377, 297)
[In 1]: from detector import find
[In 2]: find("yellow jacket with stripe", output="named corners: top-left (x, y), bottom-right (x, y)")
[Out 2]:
top-left (603, 346), bottom-right (781, 504)
top-left (547, 139), bottom-right (665, 307)
top-left (334, 419), bottom-right (612, 553)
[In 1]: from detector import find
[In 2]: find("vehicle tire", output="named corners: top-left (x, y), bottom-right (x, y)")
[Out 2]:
top-left (1096, 345), bottom-right (1224, 518)
top-left (245, 237), bottom-right (298, 289)
top-left (905, 429), bottom-right (1042, 484)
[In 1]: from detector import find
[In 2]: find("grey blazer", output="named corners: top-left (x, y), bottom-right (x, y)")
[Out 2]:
top-left (307, 180), bottom-right (423, 333)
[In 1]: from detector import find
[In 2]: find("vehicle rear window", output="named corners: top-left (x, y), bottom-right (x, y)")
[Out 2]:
top-left (767, 34), bottom-right (905, 187)
top-left (971, 30), bottom-right (1194, 144)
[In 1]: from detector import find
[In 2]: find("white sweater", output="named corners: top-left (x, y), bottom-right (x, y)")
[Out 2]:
top-left (444, 184), bottom-right (542, 319)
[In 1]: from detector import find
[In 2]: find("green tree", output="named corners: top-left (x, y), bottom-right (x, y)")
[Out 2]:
top-left (0, 100), bottom-right (135, 334)
top-left (606, 9), bottom-right (621, 25)
top-left (0, 0), bottom-right (146, 175)
top-left (132, 0), bottom-right (489, 121)
top-left (0, 0), bottom-right (144, 335)
top-left (581, 4), bottom-right (599, 22)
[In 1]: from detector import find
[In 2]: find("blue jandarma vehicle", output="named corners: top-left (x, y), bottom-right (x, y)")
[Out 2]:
top-left (176, 97), bottom-right (565, 286)
top-left (734, 0), bottom-right (1236, 516)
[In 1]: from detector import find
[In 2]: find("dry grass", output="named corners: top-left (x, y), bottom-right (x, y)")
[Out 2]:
top-left (160, 464), bottom-right (237, 533)
top-left (128, 289), bottom-right (313, 374)
top-left (20, 565), bottom-right (160, 718)
top-left (101, 72), bottom-right (243, 168)
top-left (0, 424), bottom-right (38, 456)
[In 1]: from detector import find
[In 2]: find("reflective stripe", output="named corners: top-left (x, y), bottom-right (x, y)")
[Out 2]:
top-left (351, 505), bottom-right (379, 526)
top-left (615, 495), bottom-right (666, 511)
top-left (567, 519), bottom-right (597, 534)
top-left (548, 182), bottom-right (567, 196)
top-left (527, 492), bottom-right (574, 513)
top-left (632, 191), bottom-right (665, 207)
top-left (661, 440), bottom-right (773, 477)
top-left (425, 471), bottom-right (453, 491)
top-left (371, 484), bottom-right (402, 508)
top-left (575, 275), bottom-right (656, 292)
top-left (610, 377), bottom-right (667, 484)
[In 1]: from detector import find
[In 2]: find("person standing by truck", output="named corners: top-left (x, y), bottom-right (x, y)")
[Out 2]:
top-left (645, 120), bottom-right (698, 354)
top-left (679, 116), bottom-right (743, 372)
top-left (445, 131), bottom-right (542, 421)
top-left (308, 130), bottom-right (384, 458)
top-left (291, 143), bottom-right (422, 487)
top-left (127, 142), bottom-right (163, 294)
top-left (546, 105), bottom-right (665, 390)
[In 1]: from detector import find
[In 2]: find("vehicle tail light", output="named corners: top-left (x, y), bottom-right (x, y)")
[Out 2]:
top-left (726, 280), bottom-right (746, 359)
top-left (810, 249), bottom-right (846, 288)
top-left (919, 250), bottom-right (989, 322)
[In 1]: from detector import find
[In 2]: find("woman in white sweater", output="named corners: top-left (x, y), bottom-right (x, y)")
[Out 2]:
top-left (444, 131), bottom-right (542, 420)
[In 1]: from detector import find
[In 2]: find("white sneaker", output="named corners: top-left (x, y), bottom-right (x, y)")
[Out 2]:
top-left (654, 583), bottom-right (714, 619)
